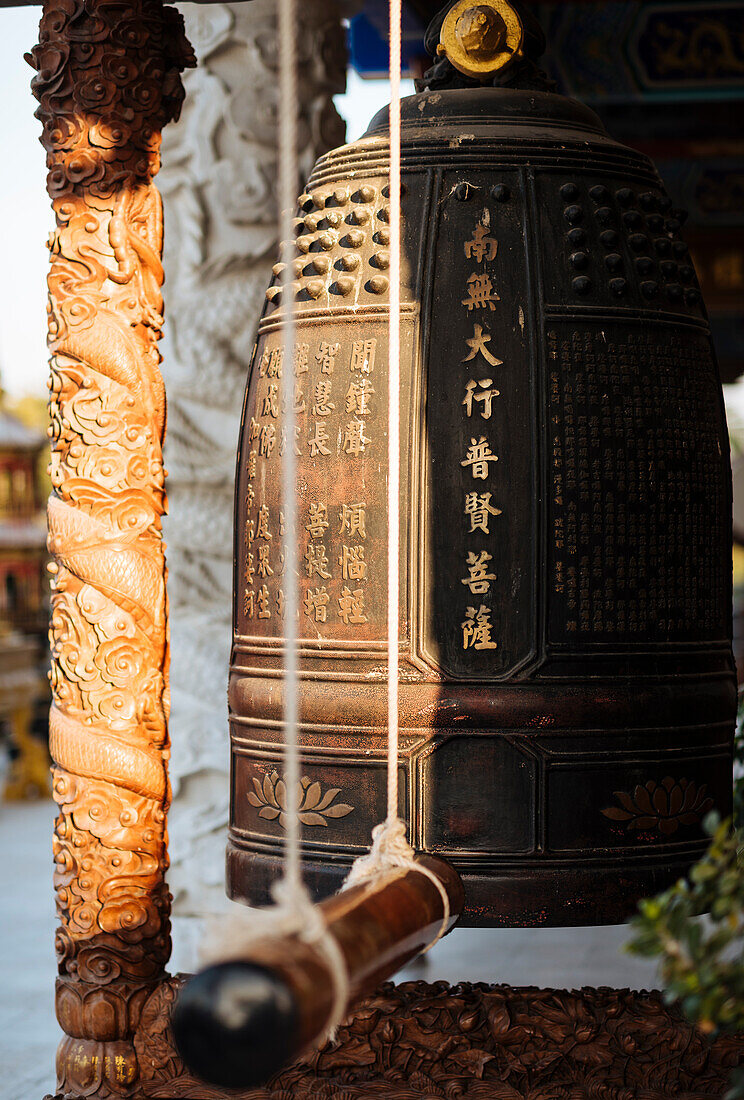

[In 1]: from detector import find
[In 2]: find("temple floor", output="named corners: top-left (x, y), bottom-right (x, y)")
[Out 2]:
top-left (0, 798), bottom-right (660, 1100)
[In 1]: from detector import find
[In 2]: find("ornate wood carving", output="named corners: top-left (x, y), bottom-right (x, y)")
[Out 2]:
top-left (132, 978), bottom-right (744, 1099)
top-left (27, 0), bottom-right (194, 1094)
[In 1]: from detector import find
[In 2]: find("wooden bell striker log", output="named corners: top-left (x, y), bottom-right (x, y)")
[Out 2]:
top-left (172, 855), bottom-right (464, 1089)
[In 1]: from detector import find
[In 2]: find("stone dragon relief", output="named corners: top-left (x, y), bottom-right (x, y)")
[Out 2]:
top-left (27, 0), bottom-right (194, 1093)
top-left (156, 0), bottom-right (347, 930)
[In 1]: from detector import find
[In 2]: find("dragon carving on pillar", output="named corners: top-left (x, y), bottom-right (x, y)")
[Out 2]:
top-left (27, 0), bottom-right (194, 1093)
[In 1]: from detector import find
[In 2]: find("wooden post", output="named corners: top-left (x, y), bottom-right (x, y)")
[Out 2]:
top-left (27, 2), bottom-right (194, 1094)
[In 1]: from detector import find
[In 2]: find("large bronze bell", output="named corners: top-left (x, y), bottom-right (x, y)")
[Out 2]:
top-left (226, 0), bottom-right (735, 926)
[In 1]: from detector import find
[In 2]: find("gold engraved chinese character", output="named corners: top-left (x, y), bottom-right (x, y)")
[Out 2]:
top-left (461, 436), bottom-right (498, 479)
top-left (342, 419), bottom-right (370, 456)
top-left (275, 589), bottom-right (285, 618)
top-left (257, 544), bottom-right (273, 578)
top-left (291, 383), bottom-right (306, 415)
top-left (262, 382), bottom-right (279, 418)
top-left (350, 339), bottom-right (376, 375)
top-left (279, 511), bottom-right (286, 537)
top-left (462, 272), bottom-right (500, 311)
top-left (294, 343), bottom-right (310, 376)
top-left (304, 543), bottom-right (331, 578)
top-left (312, 379), bottom-right (335, 417)
top-left (461, 604), bottom-right (498, 650)
top-left (316, 341), bottom-right (340, 375)
top-left (308, 420), bottom-right (331, 457)
top-left (247, 450), bottom-right (257, 478)
top-left (279, 425), bottom-right (303, 457)
top-left (463, 323), bottom-right (502, 368)
top-left (338, 586), bottom-right (368, 625)
top-left (257, 585), bottom-right (271, 619)
top-left (244, 589), bottom-right (255, 617)
top-left (339, 502), bottom-right (366, 539)
top-left (258, 349), bottom-right (271, 378)
top-left (464, 222), bottom-right (498, 263)
top-left (259, 424), bottom-right (276, 458)
top-left (256, 504), bottom-right (272, 540)
top-left (464, 491), bottom-right (502, 534)
top-left (345, 378), bottom-right (375, 416)
top-left (245, 484), bottom-right (255, 511)
top-left (461, 550), bottom-right (496, 595)
top-left (306, 502), bottom-right (329, 539)
top-left (267, 348), bottom-right (283, 377)
top-left (304, 585), bottom-right (330, 622)
top-left (248, 416), bottom-right (261, 443)
top-left (339, 544), bottom-right (367, 580)
top-left (245, 517), bottom-right (255, 543)
top-left (244, 552), bottom-right (255, 586)
top-left (463, 378), bottom-right (500, 419)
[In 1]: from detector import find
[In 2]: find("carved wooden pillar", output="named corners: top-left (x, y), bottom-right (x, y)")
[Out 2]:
top-left (157, 0), bottom-right (347, 941)
top-left (27, 2), bottom-right (194, 1094)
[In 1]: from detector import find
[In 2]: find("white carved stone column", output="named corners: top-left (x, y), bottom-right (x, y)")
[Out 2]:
top-left (158, 0), bottom-right (347, 954)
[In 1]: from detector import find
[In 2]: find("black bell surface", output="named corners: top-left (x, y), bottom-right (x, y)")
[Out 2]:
top-left (227, 0), bottom-right (734, 926)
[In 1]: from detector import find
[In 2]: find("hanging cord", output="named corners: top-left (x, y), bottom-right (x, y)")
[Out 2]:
top-left (278, 0), bottom-right (301, 911)
top-left (204, 0), bottom-right (447, 1044)
top-left (343, 0), bottom-right (450, 953)
top-left (276, 0), bottom-right (350, 1035)
top-left (387, 0), bottom-right (402, 838)
top-left (203, 0), bottom-right (349, 1045)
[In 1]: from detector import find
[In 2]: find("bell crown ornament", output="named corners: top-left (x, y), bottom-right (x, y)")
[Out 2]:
top-left (227, 0), bottom-right (734, 926)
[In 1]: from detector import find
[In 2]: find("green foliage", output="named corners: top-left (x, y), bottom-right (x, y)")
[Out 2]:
top-left (734, 696), bottom-right (744, 832)
top-left (627, 816), bottom-right (744, 1096)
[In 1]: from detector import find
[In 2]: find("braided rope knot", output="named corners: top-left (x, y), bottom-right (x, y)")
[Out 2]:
top-left (345, 817), bottom-right (451, 952)
top-left (201, 876), bottom-right (351, 1045)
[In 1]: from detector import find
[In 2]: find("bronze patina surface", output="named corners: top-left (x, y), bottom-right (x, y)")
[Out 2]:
top-left (230, 0), bottom-right (735, 928)
top-left (228, 82), bottom-right (734, 927)
top-left (228, 17), bottom-right (735, 928)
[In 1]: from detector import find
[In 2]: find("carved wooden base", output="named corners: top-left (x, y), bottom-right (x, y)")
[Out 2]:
top-left (44, 978), bottom-right (744, 1099)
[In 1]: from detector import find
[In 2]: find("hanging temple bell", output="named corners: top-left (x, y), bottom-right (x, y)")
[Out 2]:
top-left (227, 0), bottom-right (735, 928)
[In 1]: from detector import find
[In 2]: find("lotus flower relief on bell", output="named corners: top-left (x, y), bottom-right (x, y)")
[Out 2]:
top-left (227, 0), bottom-right (735, 926)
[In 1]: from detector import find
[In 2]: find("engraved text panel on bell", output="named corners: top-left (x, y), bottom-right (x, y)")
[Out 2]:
top-left (546, 322), bottom-right (729, 646)
top-left (422, 172), bottom-right (535, 679)
top-left (236, 318), bottom-right (414, 644)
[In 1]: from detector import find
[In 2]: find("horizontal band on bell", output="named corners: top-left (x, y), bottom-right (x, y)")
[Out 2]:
top-left (309, 143), bottom-right (655, 188)
top-left (258, 302), bottom-right (418, 334)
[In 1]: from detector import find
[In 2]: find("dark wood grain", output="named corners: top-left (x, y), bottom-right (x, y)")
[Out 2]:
top-left (134, 978), bottom-right (744, 1099)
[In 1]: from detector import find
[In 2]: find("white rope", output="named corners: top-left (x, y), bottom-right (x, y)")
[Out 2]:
top-left (201, 880), bottom-right (350, 1045)
top-left (278, 0), bottom-right (302, 906)
top-left (386, 0), bottom-right (402, 834)
top-left (276, 0), bottom-right (350, 1040)
top-left (343, 0), bottom-right (450, 954)
top-left (205, 0), bottom-right (447, 1042)
top-left (202, 0), bottom-right (350, 1046)
top-left (345, 819), bottom-right (451, 951)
